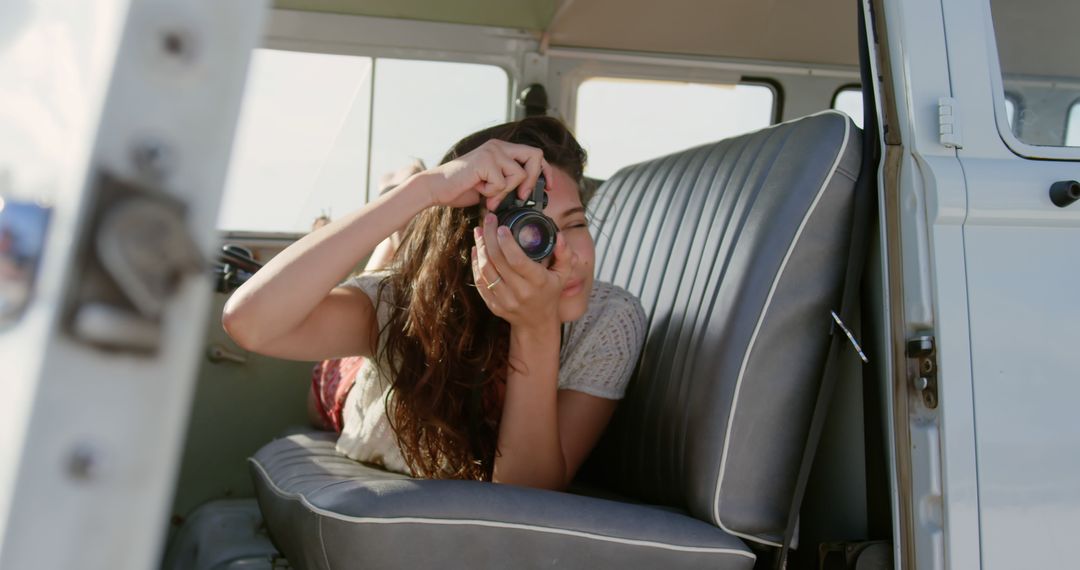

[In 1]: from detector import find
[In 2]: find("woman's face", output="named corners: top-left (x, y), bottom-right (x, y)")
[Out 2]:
top-left (544, 167), bottom-right (595, 323)
top-left (478, 166), bottom-right (595, 323)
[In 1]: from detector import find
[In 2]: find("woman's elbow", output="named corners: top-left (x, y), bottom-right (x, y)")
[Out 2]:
top-left (221, 297), bottom-right (261, 351)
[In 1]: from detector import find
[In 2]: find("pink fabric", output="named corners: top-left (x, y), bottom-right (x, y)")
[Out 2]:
top-left (310, 356), bottom-right (364, 433)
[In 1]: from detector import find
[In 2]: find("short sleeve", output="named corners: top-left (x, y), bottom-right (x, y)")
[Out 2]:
top-left (558, 284), bottom-right (647, 399)
top-left (340, 271), bottom-right (394, 348)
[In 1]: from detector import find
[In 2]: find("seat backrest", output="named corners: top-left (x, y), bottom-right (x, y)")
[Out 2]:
top-left (584, 111), bottom-right (862, 546)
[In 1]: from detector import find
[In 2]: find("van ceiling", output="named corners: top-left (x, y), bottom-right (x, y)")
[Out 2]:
top-left (274, 0), bottom-right (859, 67)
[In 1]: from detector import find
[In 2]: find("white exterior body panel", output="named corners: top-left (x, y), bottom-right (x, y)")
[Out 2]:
top-left (940, 1), bottom-right (1080, 568)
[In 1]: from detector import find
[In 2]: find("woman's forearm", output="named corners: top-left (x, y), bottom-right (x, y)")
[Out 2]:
top-left (492, 322), bottom-right (568, 489)
top-left (222, 172), bottom-right (436, 348)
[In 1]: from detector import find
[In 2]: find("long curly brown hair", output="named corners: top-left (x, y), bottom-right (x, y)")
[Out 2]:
top-left (376, 117), bottom-right (587, 480)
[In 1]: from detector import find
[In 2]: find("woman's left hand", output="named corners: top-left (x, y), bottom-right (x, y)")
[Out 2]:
top-left (472, 212), bottom-right (578, 330)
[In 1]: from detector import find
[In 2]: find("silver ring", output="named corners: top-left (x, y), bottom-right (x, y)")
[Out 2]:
top-left (486, 276), bottom-right (502, 290)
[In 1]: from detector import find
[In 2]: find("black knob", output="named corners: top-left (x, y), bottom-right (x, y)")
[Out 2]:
top-left (517, 83), bottom-right (548, 117)
top-left (1049, 180), bottom-right (1080, 208)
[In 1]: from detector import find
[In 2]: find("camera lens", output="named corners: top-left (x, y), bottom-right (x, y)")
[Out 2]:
top-left (517, 222), bottom-right (544, 251)
top-left (506, 212), bottom-right (556, 261)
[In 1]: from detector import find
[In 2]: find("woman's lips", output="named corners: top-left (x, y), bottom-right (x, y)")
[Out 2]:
top-left (562, 279), bottom-right (584, 297)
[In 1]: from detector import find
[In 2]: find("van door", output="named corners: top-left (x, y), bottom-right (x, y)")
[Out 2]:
top-left (939, 0), bottom-right (1080, 568)
top-left (0, 1), bottom-right (266, 568)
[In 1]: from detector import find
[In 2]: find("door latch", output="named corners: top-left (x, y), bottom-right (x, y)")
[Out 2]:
top-left (906, 334), bottom-right (939, 409)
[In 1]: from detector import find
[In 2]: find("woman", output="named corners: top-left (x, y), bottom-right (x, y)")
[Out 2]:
top-left (223, 117), bottom-right (645, 490)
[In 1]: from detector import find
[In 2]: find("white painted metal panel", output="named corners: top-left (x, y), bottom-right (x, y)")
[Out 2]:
top-left (876, 0), bottom-right (983, 567)
top-left (939, 0), bottom-right (1080, 568)
top-left (964, 176), bottom-right (1080, 568)
top-left (0, 0), bottom-right (129, 557)
top-left (0, 0), bottom-right (267, 568)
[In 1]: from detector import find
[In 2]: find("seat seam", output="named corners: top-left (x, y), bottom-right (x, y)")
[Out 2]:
top-left (318, 512), bottom-right (333, 570)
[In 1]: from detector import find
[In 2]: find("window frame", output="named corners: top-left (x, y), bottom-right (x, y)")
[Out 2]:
top-left (984, 1), bottom-right (1080, 160)
top-left (1002, 90), bottom-right (1020, 132)
top-left (1064, 96), bottom-right (1080, 147)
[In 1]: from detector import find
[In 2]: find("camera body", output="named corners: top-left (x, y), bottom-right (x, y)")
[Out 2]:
top-left (494, 174), bottom-right (558, 262)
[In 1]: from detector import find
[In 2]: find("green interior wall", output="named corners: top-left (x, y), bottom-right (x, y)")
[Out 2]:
top-left (165, 293), bottom-right (315, 543)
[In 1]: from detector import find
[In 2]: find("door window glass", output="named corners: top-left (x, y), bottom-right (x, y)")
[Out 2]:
top-left (990, 0), bottom-right (1080, 147)
top-left (575, 78), bottom-right (775, 179)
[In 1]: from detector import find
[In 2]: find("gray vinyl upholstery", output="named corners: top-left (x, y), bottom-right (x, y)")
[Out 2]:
top-left (251, 432), bottom-right (755, 569)
top-left (583, 111), bottom-right (861, 544)
top-left (249, 111), bottom-right (862, 567)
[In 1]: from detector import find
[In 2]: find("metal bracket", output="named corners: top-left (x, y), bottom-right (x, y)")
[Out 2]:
top-left (64, 170), bottom-right (202, 353)
top-left (906, 334), bottom-right (939, 409)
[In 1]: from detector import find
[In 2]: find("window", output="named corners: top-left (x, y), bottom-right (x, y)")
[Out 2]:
top-left (832, 87), bottom-right (863, 129)
top-left (368, 59), bottom-right (509, 199)
top-left (219, 50), bottom-right (508, 233)
top-left (989, 0), bottom-right (1080, 148)
top-left (574, 78), bottom-right (775, 179)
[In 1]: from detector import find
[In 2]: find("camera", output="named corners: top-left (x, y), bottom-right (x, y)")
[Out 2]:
top-left (494, 174), bottom-right (558, 262)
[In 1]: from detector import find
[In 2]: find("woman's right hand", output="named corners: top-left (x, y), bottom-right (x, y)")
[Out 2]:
top-left (425, 139), bottom-right (552, 211)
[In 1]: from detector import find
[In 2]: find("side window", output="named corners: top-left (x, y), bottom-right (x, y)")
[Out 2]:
top-left (989, 0), bottom-right (1080, 148)
top-left (219, 49), bottom-right (508, 233)
top-left (574, 78), bottom-right (775, 179)
top-left (832, 86), bottom-right (863, 129)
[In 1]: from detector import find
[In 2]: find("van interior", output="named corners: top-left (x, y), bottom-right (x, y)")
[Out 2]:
top-left (158, 1), bottom-right (1076, 569)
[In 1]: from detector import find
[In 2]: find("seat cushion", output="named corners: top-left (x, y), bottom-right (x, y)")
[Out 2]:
top-left (250, 432), bottom-right (756, 570)
top-left (582, 111), bottom-right (863, 546)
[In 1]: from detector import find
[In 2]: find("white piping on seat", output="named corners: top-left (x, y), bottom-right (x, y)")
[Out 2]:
top-left (710, 112), bottom-right (853, 547)
top-left (249, 458), bottom-right (756, 560)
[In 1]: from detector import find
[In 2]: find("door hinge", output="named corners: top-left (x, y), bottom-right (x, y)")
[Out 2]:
top-left (938, 97), bottom-right (963, 149)
top-left (906, 334), bottom-right (939, 409)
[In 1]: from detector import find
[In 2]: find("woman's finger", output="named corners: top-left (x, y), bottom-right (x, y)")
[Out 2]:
top-left (496, 224), bottom-right (546, 285)
top-left (480, 213), bottom-right (534, 295)
top-left (514, 149), bottom-right (544, 202)
top-left (485, 156), bottom-right (527, 211)
top-left (539, 158), bottom-right (554, 196)
top-left (501, 157), bottom-right (528, 197)
top-left (473, 226), bottom-right (502, 288)
top-left (477, 162), bottom-right (506, 198)
top-left (471, 246), bottom-right (502, 313)
top-left (502, 143), bottom-right (544, 202)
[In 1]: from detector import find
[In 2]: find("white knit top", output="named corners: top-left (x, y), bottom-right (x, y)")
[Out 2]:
top-left (335, 272), bottom-right (647, 474)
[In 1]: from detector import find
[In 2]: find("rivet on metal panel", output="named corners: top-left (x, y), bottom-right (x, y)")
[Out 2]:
top-left (66, 443), bottom-right (104, 481)
top-left (161, 29), bottom-right (195, 62)
top-left (131, 139), bottom-right (174, 180)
